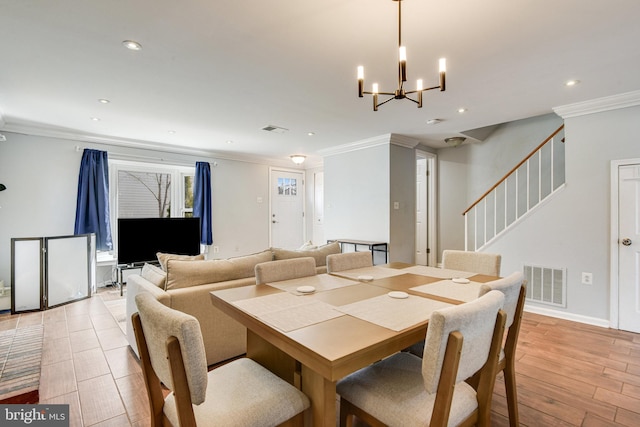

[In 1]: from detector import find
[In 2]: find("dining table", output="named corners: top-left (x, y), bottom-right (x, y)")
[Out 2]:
top-left (209, 263), bottom-right (499, 426)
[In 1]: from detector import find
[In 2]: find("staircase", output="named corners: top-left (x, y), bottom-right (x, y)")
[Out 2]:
top-left (464, 125), bottom-right (565, 251)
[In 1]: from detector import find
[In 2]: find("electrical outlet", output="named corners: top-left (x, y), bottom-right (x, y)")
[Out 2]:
top-left (393, 201), bottom-right (399, 210)
top-left (213, 246), bottom-right (219, 253)
top-left (581, 272), bottom-right (593, 285)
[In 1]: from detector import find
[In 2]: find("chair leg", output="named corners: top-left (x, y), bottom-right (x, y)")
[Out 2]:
top-left (504, 362), bottom-right (520, 427)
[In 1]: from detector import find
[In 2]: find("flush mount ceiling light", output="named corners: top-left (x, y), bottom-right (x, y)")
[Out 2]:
top-left (122, 40), bottom-right (142, 51)
top-left (357, 0), bottom-right (446, 111)
top-left (290, 155), bottom-right (306, 165)
top-left (444, 137), bottom-right (466, 147)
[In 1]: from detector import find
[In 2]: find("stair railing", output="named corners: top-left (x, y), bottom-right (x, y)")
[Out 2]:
top-left (463, 125), bottom-right (565, 251)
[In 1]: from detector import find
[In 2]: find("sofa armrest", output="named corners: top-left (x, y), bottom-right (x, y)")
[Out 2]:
top-left (125, 274), bottom-right (171, 356)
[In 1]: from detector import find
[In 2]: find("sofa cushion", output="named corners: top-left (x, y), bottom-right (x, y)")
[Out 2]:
top-left (272, 241), bottom-right (340, 267)
top-left (157, 252), bottom-right (205, 271)
top-left (165, 249), bottom-right (273, 290)
top-left (141, 263), bottom-right (167, 288)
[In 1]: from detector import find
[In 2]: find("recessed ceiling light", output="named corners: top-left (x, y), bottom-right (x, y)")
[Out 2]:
top-left (98, 99), bottom-right (110, 104)
top-left (226, 140), bottom-right (233, 144)
top-left (90, 117), bottom-right (100, 121)
top-left (457, 108), bottom-right (467, 113)
top-left (307, 132), bottom-right (315, 136)
top-left (168, 130), bottom-right (176, 134)
top-left (565, 79), bottom-right (580, 87)
top-left (122, 40), bottom-right (142, 51)
top-left (426, 119), bottom-right (442, 125)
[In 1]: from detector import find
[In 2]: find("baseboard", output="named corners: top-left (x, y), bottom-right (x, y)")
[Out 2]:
top-left (524, 304), bottom-right (610, 328)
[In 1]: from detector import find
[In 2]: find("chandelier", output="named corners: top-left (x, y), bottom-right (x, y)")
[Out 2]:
top-left (357, 0), bottom-right (446, 111)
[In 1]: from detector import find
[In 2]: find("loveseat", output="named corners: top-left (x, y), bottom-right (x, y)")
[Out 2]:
top-left (124, 242), bottom-right (341, 366)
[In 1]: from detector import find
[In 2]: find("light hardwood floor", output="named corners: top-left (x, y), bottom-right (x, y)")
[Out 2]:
top-left (0, 288), bottom-right (638, 426)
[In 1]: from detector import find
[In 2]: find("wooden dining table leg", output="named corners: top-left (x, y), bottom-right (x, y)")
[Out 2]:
top-left (301, 364), bottom-right (337, 427)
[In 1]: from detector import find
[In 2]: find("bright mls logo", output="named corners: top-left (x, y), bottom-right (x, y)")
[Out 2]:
top-left (1, 405), bottom-right (69, 426)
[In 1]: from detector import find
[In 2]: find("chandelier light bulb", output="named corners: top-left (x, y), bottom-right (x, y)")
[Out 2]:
top-left (399, 46), bottom-right (407, 62)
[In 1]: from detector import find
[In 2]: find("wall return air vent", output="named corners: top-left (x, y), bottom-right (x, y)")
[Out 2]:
top-left (524, 264), bottom-right (566, 308)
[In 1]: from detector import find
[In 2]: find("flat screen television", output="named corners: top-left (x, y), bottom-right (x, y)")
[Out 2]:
top-left (117, 217), bottom-right (201, 266)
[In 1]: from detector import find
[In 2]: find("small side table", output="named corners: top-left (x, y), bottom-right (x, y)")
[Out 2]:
top-left (327, 239), bottom-right (389, 265)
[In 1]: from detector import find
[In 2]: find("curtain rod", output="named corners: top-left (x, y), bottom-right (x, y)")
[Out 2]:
top-left (74, 145), bottom-right (217, 167)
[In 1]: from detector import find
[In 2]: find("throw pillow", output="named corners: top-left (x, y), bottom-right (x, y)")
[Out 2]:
top-left (165, 249), bottom-right (273, 290)
top-left (272, 241), bottom-right (340, 267)
top-left (141, 263), bottom-right (167, 288)
top-left (299, 240), bottom-right (317, 250)
top-left (156, 252), bottom-right (205, 271)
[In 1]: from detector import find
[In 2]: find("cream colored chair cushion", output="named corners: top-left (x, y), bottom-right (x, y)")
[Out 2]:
top-left (255, 257), bottom-right (317, 285)
top-left (134, 292), bottom-right (310, 426)
top-left (135, 291), bottom-right (208, 403)
top-left (478, 271), bottom-right (525, 329)
top-left (442, 249), bottom-right (502, 276)
top-left (163, 358), bottom-right (310, 427)
top-left (326, 251), bottom-right (373, 273)
top-left (337, 290), bottom-right (505, 427)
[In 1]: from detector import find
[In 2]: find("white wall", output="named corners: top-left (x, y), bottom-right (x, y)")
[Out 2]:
top-left (437, 114), bottom-right (564, 260)
top-left (324, 144), bottom-right (390, 244)
top-left (438, 107), bottom-right (640, 322)
top-left (389, 144), bottom-right (416, 262)
top-left (0, 131), bottom-right (280, 299)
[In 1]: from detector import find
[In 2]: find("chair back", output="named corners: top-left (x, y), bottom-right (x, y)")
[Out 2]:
top-left (326, 251), bottom-right (373, 273)
top-left (442, 249), bottom-right (501, 276)
top-left (255, 257), bottom-right (317, 284)
top-left (421, 290), bottom-right (505, 393)
top-left (134, 292), bottom-right (208, 405)
top-left (478, 271), bottom-right (525, 328)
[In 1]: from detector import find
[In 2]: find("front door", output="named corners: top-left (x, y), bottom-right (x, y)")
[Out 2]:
top-left (618, 163), bottom-right (640, 332)
top-left (270, 169), bottom-right (304, 250)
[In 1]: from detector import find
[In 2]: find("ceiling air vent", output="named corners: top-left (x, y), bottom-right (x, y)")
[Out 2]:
top-left (261, 125), bottom-right (289, 134)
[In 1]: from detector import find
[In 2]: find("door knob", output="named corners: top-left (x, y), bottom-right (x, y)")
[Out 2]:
top-left (622, 238), bottom-right (632, 246)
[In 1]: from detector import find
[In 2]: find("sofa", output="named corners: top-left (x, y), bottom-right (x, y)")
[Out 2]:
top-left (125, 242), bottom-right (341, 366)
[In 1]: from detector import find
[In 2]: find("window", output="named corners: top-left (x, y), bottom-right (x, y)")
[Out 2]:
top-left (108, 159), bottom-right (195, 255)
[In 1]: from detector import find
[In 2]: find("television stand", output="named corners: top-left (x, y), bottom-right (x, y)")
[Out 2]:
top-left (115, 264), bottom-right (144, 296)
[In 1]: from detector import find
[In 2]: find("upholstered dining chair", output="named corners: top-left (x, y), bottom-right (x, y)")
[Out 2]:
top-left (476, 271), bottom-right (527, 427)
top-left (254, 257), bottom-right (317, 285)
top-left (337, 290), bottom-right (507, 427)
top-left (442, 249), bottom-right (502, 276)
top-left (132, 292), bottom-right (310, 427)
top-left (326, 251), bottom-right (373, 273)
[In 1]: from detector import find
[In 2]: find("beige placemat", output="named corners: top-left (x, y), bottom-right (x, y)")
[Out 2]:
top-left (331, 266), bottom-right (406, 281)
top-left (336, 294), bottom-right (452, 331)
top-left (232, 291), bottom-right (343, 332)
top-left (411, 280), bottom-right (483, 302)
top-left (259, 301), bottom-right (344, 332)
top-left (403, 265), bottom-right (476, 279)
top-left (268, 274), bottom-right (358, 294)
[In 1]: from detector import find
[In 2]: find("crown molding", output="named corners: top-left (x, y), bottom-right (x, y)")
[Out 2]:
top-left (0, 118), bottom-right (308, 169)
top-left (553, 90), bottom-right (640, 118)
top-left (389, 133), bottom-right (421, 149)
top-left (318, 133), bottom-right (420, 157)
